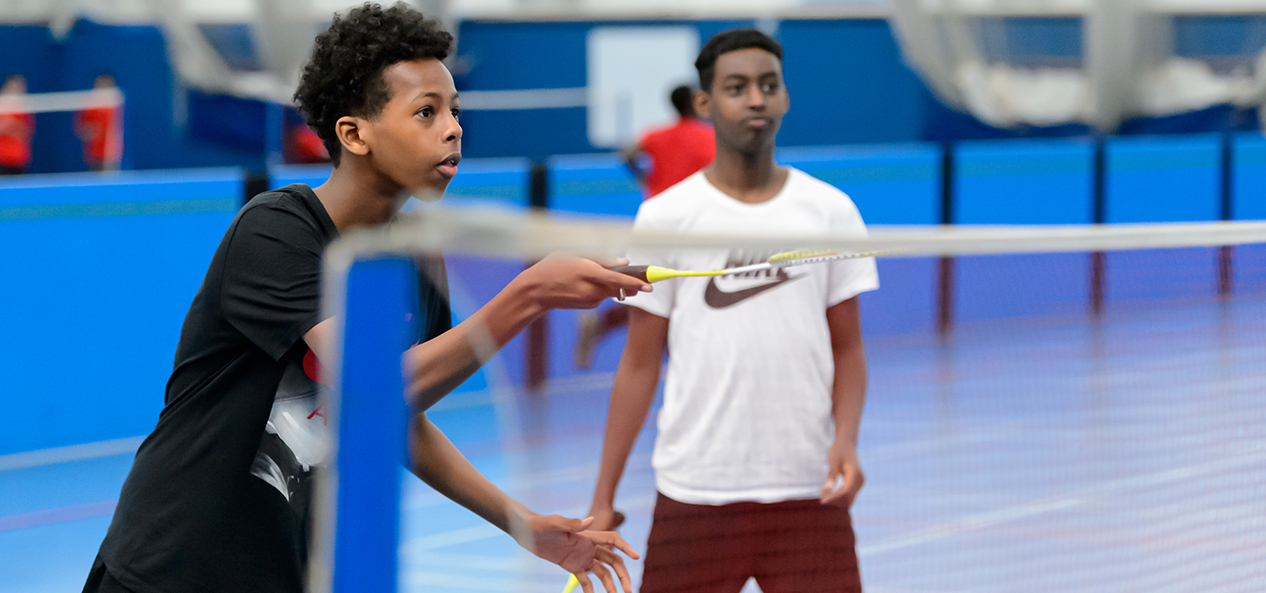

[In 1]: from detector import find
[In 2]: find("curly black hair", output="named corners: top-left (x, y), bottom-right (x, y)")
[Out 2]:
top-left (695, 29), bottom-right (783, 93)
top-left (294, 2), bottom-right (453, 166)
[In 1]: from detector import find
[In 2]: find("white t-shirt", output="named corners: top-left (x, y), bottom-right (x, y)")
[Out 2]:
top-left (623, 168), bottom-right (879, 505)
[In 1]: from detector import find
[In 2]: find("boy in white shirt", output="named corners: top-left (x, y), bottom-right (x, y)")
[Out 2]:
top-left (587, 29), bottom-right (877, 592)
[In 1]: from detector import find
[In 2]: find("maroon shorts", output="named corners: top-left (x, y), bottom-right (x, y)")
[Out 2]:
top-left (640, 493), bottom-right (862, 593)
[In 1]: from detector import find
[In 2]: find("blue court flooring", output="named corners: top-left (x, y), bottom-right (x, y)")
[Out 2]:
top-left (3, 293), bottom-right (1265, 592)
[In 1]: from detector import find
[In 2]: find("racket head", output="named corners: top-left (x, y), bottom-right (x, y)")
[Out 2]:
top-left (767, 248), bottom-right (892, 267)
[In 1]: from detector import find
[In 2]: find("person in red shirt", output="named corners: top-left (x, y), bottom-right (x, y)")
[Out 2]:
top-left (0, 75), bottom-right (34, 175)
top-left (75, 74), bottom-right (122, 172)
top-left (576, 87), bottom-right (716, 368)
top-left (288, 122), bottom-right (331, 163)
top-left (622, 85), bottom-right (715, 198)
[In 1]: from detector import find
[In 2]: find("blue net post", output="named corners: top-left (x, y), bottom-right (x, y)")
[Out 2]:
top-left (330, 256), bottom-right (416, 593)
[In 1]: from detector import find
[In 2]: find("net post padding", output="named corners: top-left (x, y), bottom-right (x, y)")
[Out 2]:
top-left (310, 254), bottom-right (417, 593)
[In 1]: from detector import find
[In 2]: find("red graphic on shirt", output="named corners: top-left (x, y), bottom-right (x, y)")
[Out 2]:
top-left (307, 406), bottom-right (327, 426)
top-left (302, 349), bottom-right (329, 385)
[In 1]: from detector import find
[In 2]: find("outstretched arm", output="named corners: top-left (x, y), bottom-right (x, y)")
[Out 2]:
top-left (589, 307), bottom-right (669, 529)
top-left (305, 253), bottom-right (651, 411)
top-left (405, 254), bottom-right (651, 410)
top-left (822, 296), bottom-right (868, 507)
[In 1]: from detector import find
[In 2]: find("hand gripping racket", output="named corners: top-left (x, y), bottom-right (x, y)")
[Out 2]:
top-left (609, 248), bottom-right (890, 299)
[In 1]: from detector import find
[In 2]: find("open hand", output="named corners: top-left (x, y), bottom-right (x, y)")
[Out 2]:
top-left (516, 513), bottom-right (640, 593)
top-left (821, 440), bottom-right (865, 507)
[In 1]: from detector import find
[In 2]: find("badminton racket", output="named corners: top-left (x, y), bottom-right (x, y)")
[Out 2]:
top-left (610, 248), bottom-right (891, 284)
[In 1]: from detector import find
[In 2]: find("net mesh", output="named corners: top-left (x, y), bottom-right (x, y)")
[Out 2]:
top-left (326, 207), bottom-right (1266, 593)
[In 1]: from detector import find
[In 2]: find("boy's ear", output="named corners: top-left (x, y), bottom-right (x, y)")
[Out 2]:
top-left (694, 89), bottom-right (712, 120)
top-left (335, 116), bottom-right (371, 158)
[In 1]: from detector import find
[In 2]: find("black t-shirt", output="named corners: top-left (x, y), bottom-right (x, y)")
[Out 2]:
top-left (98, 185), bottom-right (451, 593)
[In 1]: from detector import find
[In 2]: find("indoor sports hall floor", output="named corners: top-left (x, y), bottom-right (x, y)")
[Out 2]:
top-left (3, 287), bottom-right (1265, 592)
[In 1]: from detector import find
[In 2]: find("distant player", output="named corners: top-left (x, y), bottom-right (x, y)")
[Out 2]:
top-left (588, 29), bottom-right (877, 592)
top-left (75, 74), bottom-right (122, 172)
top-left (0, 74), bottom-right (33, 175)
top-left (83, 5), bottom-right (644, 593)
top-left (623, 84), bottom-right (715, 198)
top-left (576, 86), bottom-right (715, 368)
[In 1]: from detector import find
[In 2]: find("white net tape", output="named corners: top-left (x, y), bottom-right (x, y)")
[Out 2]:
top-left (328, 205), bottom-right (1266, 264)
top-left (0, 88), bottom-right (123, 115)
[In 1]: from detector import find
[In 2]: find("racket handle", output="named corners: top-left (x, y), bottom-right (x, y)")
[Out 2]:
top-left (608, 264), bottom-right (650, 282)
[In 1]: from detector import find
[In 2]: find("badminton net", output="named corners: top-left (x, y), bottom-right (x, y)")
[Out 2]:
top-left (313, 207), bottom-right (1266, 593)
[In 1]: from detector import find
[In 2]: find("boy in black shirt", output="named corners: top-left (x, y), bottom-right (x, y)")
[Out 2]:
top-left (83, 4), bottom-right (647, 593)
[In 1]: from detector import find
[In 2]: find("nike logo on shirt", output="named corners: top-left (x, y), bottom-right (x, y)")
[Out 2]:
top-left (703, 271), bottom-right (800, 309)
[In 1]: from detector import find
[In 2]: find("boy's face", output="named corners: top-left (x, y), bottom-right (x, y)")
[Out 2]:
top-left (363, 58), bottom-right (462, 196)
top-left (697, 48), bottom-right (788, 156)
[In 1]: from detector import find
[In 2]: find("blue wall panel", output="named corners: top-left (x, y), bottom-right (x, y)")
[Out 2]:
top-left (778, 143), bottom-right (942, 225)
top-left (453, 18), bottom-right (932, 159)
top-left (442, 158), bottom-right (532, 207)
top-left (457, 108), bottom-right (595, 160)
top-left (1104, 135), bottom-right (1221, 304)
top-left (547, 153), bottom-right (642, 217)
top-left (454, 19), bottom-right (752, 160)
top-left (455, 21), bottom-right (592, 91)
top-left (268, 164), bottom-right (331, 189)
top-left (1104, 134), bottom-right (1222, 223)
top-left (953, 138), bottom-right (1095, 321)
top-left (953, 138), bottom-right (1094, 225)
top-left (778, 143), bottom-right (942, 335)
top-left (269, 158), bottom-right (532, 208)
top-left (0, 169), bottom-right (242, 455)
top-left (1232, 132), bottom-right (1266, 221)
top-left (777, 19), bottom-right (931, 146)
top-left (1231, 134), bottom-right (1266, 292)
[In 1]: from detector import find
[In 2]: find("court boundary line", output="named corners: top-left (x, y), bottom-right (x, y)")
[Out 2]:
top-left (858, 444), bottom-right (1266, 557)
top-left (0, 436), bottom-right (143, 472)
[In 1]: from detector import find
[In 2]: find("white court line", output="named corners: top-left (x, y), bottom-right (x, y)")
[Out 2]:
top-left (428, 372), bottom-right (618, 413)
top-left (406, 551), bottom-right (562, 576)
top-left (406, 571), bottom-right (520, 592)
top-left (0, 435), bottom-right (143, 472)
top-left (858, 444), bottom-right (1266, 557)
top-left (403, 524), bottom-right (505, 553)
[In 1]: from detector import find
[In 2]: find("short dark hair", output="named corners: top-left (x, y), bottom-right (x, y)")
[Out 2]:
top-left (670, 85), bottom-right (695, 118)
top-left (694, 29), bottom-right (783, 92)
top-left (294, 2), bottom-right (453, 166)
